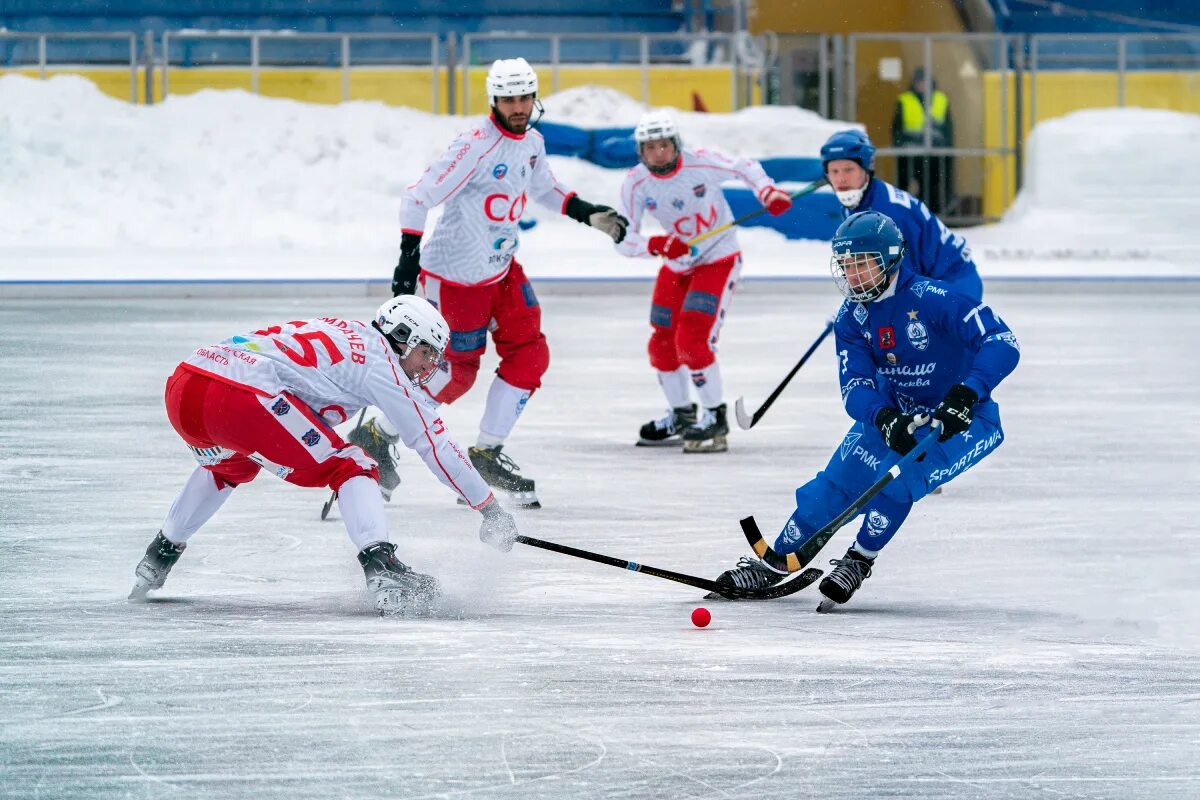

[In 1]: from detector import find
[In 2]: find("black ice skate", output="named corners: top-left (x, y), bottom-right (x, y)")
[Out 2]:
top-left (468, 445), bottom-right (541, 509)
top-left (347, 418), bottom-right (401, 501)
top-left (682, 403), bottom-right (729, 453)
top-left (816, 548), bottom-right (874, 612)
top-left (128, 532), bottom-right (187, 600)
top-left (357, 542), bottom-right (441, 616)
top-left (704, 556), bottom-right (787, 599)
top-left (636, 404), bottom-right (697, 447)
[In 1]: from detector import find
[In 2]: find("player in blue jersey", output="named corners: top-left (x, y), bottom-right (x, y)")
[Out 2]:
top-left (714, 211), bottom-right (1019, 609)
top-left (821, 129), bottom-right (983, 302)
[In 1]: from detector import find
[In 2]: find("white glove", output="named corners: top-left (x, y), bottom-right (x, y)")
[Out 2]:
top-left (479, 499), bottom-right (519, 553)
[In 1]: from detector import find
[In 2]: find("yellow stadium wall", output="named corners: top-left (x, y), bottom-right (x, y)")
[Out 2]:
top-left (981, 70), bottom-right (1200, 217)
top-left (1, 65), bottom-right (756, 112)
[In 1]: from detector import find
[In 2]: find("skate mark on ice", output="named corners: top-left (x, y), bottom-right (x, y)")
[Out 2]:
top-left (52, 687), bottom-right (123, 717)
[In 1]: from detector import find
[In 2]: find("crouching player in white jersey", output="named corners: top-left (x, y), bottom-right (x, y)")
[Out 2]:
top-left (129, 297), bottom-right (521, 617)
top-left (617, 109), bottom-right (794, 452)
top-left (713, 212), bottom-right (1020, 610)
top-left (350, 57), bottom-right (628, 508)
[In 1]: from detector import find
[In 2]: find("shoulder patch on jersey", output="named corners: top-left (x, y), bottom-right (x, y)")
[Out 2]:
top-left (853, 303), bottom-right (868, 326)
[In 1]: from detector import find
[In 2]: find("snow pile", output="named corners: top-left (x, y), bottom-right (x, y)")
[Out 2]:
top-left (0, 76), bottom-right (851, 252)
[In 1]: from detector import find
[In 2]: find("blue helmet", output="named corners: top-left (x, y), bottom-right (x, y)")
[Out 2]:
top-left (820, 129), bottom-right (876, 174)
top-left (829, 211), bottom-right (906, 302)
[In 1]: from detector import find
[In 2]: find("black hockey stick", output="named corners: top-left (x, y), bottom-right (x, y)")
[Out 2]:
top-left (734, 319), bottom-right (834, 431)
top-left (741, 420), bottom-right (942, 573)
top-left (515, 535), bottom-right (823, 600)
top-left (321, 408), bottom-right (368, 520)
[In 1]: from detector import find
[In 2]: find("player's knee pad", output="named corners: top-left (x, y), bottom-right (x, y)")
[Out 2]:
top-left (497, 335), bottom-right (549, 391)
top-left (647, 327), bottom-right (680, 372)
top-left (674, 311), bottom-right (717, 369)
top-left (430, 356), bottom-right (481, 404)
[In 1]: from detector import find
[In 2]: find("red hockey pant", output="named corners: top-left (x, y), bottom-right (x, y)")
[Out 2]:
top-left (647, 253), bottom-right (740, 372)
top-left (420, 260), bottom-right (549, 404)
top-left (164, 365), bottom-right (377, 492)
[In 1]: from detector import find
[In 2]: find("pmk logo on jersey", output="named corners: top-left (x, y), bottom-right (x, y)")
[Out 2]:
top-left (301, 429), bottom-right (321, 447)
top-left (879, 326), bottom-right (896, 349)
top-left (492, 163), bottom-right (508, 180)
top-left (839, 430), bottom-right (863, 461)
top-left (270, 398), bottom-right (291, 416)
top-left (692, 183), bottom-right (707, 198)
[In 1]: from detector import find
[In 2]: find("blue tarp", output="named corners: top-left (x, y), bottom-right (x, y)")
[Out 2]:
top-left (538, 120), bottom-right (840, 240)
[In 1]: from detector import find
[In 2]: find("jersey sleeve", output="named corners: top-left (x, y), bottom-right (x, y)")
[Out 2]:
top-left (527, 135), bottom-right (575, 213)
top-left (615, 171), bottom-right (652, 257)
top-left (693, 148), bottom-right (776, 201)
top-left (941, 296), bottom-right (1021, 399)
top-left (834, 304), bottom-right (892, 426)
top-left (399, 128), bottom-right (487, 235)
top-left (362, 355), bottom-right (493, 509)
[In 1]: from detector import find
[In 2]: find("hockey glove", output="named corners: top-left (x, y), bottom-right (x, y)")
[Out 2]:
top-left (932, 384), bottom-right (978, 442)
top-left (391, 232), bottom-right (422, 296)
top-left (478, 498), bottom-right (518, 553)
top-left (647, 234), bottom-right (690, 260)
top-left (875, 408), bottom-right (930, 456)
top-left (762, 187), bottom-right (793, 216)
top-left (564, 195), bottom-right (628, 243)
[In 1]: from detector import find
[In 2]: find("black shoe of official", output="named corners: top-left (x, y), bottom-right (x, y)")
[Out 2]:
top-left (129, 532), bottom-right (187, 599)
top-left (357, 542), bottom-right (441, 616)
top-left (682, 403), bottom-right (729, 453)
top-left (818, 548), bottom-right (874, 606)
top-left (468, 445), bottom-right (535, 493)
top-left (347, 418), bottom-right (400, 501)
top-left (637, 404), bottom-right (697, 446)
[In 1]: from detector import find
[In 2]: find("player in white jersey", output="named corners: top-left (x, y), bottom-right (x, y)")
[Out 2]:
top-left (616, 109), bottom-right (794, 452)
top-left (128, 296), bottom-right (522, 617)
top-left (353, 57), bottom-right (627, 509)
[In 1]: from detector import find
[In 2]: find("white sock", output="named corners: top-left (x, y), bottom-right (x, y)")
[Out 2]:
top-left (477, 375), bottom-right (531, 448)
top-left (337, 475), bottom-right (389, 551)
top-left (162, 466), bottom-right (235, 544)
top-left (657, 366), bottom-right (692, 409)
top-left (690, 363), bottom-right (724, 409)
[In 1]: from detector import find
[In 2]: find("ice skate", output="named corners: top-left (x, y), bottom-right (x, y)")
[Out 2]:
top-left (816, 548), bottom-right (874, 612)
top-left (636, 404), bottom-right (696, 447)
top-left (705, 556), bottom-right (786, 599)
top-left (682, 403), bottom-right (729, 453)
top-left (128, 531), bottom-right (187, 600)
top-left (357, 542), bottom-right (441, 616)
top-left (468, 445), bottom-right (541, 509)
top-left (347, 418), bottom-right (401, 501)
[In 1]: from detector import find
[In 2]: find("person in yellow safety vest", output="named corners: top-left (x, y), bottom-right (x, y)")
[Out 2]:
top-left (892, 66), bottom-right (954, 216)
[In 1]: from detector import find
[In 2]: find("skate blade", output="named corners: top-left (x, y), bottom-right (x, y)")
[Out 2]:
top-left (128, 584), bottom-right (152, 601)
top-left (635, 437), bottom-right (682, 447)
top-left (683, 435), bottom-right (728, 454)
top-left (815, 597), bottom-right (839, 613)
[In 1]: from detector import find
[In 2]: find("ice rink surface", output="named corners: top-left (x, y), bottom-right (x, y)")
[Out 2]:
top-left (2, 283), bottom-right (1198, 799)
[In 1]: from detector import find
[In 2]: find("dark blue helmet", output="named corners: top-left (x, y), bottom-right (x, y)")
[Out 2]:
top-left (820, 129), bottom-right (876, 174)
top-left (829, 211), bottom-right (906, 302)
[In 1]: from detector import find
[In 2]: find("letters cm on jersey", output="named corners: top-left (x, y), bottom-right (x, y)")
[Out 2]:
top-left (672, 204), bottom-right (718, 237)
top-left (484, 192), bottom-right (528, 222)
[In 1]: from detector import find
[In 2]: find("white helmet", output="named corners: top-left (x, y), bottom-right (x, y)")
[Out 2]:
top-left (634, 109), bottom-right (683, 174)
top-left (374, 296), bottom-right (449, 384)
top-left (486, 57), bottom-right (538, 101)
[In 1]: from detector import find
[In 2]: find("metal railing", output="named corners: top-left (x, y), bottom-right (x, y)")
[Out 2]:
top-left (459, 31), bottom-right (766, 115)
top-left (159, 31), bottom-right (444, 112)
top-left (0, 32), bottom-right (139, 102)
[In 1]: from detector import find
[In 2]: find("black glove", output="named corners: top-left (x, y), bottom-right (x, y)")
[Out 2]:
top-left (391, 232), bottom-right (422, 296)
top-left (875, 407), bottom-right (926, 456)
top-left (564, 195), bottom-right (628, 243)
top-left (932, 384), bottom-right (978, 442)
top-left (478, 499), bottom-right (518, 553)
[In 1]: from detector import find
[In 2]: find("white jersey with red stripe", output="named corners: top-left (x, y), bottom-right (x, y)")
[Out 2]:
top-left (616, 147), bottom-right (777, 272)
top-left (400, 116), bottom-right (574, 287)
top-left (180, 317), bottom-right (492, 508)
